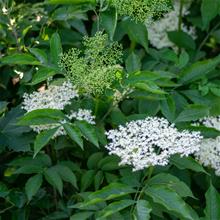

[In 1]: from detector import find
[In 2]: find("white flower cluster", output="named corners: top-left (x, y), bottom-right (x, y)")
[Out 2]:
top-left (68, 109), bottom-right (96, 124)
top-left (195, 137), bottom-right (220, 176)
top-left (194, 115), bottom-right (220, 175)
top-left (105, 117), bottom-right (202, 171)
top-left (22, 81), bottom-right (78, 112)
top-left (147, 1), bottom-right (196, 49)
top-left (22, 81), bottom-right (95, 138)
top-left (31, 122), bottom-right (66, 138)
top-left (201, 116), bottom-right (220, 131)
top-left (30, 109), bottom-right (96, 138)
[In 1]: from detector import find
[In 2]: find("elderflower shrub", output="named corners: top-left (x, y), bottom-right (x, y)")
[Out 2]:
top-left (195, 137), bottom-right (220, 176)
top-left (147, 0), bottom-right (196, 49)
top-left (105, 117), bottom-right (202, 171)
top-left (111, 0), bottom-right (171, 23)
top-left (59, 32), bottom-right (123, 96)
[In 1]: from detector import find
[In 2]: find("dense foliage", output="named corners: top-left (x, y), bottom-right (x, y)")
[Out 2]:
top-left (1, 0), bottom-right (220, 219)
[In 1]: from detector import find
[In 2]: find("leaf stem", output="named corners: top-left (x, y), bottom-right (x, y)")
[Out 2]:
top-left (178, 0), bottom-right (184, 55)
top-left (131, 166), bottom-right (154, 215)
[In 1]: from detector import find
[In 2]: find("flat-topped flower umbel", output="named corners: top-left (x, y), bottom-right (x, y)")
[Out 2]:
top-left (22, 81), bottom-right (78, 112)
top-left (105, 117), bottom-right (202, 171)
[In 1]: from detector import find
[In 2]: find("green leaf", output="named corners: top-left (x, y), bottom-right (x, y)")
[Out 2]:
top-left (134, 82), bottom-right (167, 95)
top-left (145, 185), bottom-right (199, 220)
top-left (122, 19), bottom-right (148, 51)
top-left (63, 123), bottom-right (83, 149)
top-left (176, 50), bottom-right (189, 68)
top-left (204, 183), bottom-right (220, 220)
top-left (29, 48), bottom-right (48, 64)
top-left (14, 165), bottom-right (43, 174)
top-left (138, 99), bottom-right (160, 116)
top-left (100, 8), bottom-right (117, 41)
top-left (70, 212), bottom-right (94, 220)
top-left (46, 0), bottom-right (96, 4)
top-left (34, 127), bottom-right (59, 157)
top-left (94, 171), bottom-right (104, 190)
top-left (73, 182), bottom-right (135, 209)
top-left (0, 101), bottom-right (8, 115)
top-left (55, 164), bottom-right (78, 189)
top-left (1, 53), bottom-right (41, 65)
top-left (210, 87), bottom-right (220, 97)
top-left (170, 155), bottom-right (208, 174)
top-left (148, 173), bottom-right (195, 198)
top-left (50, 33), bottom-right (62, 65)
top-left (0, 107), bottom-right (31, 152)
top-left (186, 125), bottom-right (220, 138)
top-left (18, 109), bottom-right (65, 126)
top-left (80, 170), bottom-right (96, 192)
top-left (201, 0), bottom-right (220, 28)
top-left (126, 52), bottom-right (141, 73)
top-left (160, 95), bottom-right (176, 122)
top-left (135, 200), bottom-right (152, 220)
top-left (88, 183), bottom-right (134, 201)
top-left (110, 108), bottom-right (127, 126)
top-left (179, 55), bottom-right (220, 84)
top-left (75, 121), bottom-right (99, 147)
top-left (175, 104), bottom-right (209, 123)
top-left (25, 174), bottom-right (43, 201)
top-left (44, 167), bottom-right (63, 195)
top-left (96, 200), bottom-right (135, 219)
top-left (98, 155), bottom-right (120, 171)
top-left (87, 152), bottom-right (104, 169)
top-left (168, 31), bottom-right (196, 50)
top-left (30, 67), bottom-right (57, 85)
top-left (0, 182), bottom-right (9, 198)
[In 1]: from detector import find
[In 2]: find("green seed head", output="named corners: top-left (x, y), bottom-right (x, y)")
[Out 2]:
top-left (111, 0), bottom-right (171, 23)
top-left (59, 32), bottom-right (123, 96)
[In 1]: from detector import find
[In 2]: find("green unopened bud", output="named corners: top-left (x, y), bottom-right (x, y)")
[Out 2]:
top-left (59, 32), bottom-right (123, 96)
top-left (111, 0), bottom-right (171, 23)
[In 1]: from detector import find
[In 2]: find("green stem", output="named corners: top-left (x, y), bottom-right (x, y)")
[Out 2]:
top-left (110, 8), bottom-right (118, 41)
top-left (0, 205), bottom-right (14, 214)
top-left (130, 41), bottom-right (136, 52)
top-left (194, 21), bottom-right (220, 60)
top-left (98, 103), bottom-right (114, 125)
top-left (177, 0), bottom-right (184, 55)
top-left (137, 166), bottom-right (154, 200)
top-left (131, 166), bottom-right (154, 214)
top-left (178, 0), bottom-right (183, 32)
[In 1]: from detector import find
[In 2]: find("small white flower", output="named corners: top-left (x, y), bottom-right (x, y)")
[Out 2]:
top-left (2, 6), bottom-right (8, 15)
top-left (14, 69), bottom-right (24, 79)
top-left (22, 81), bottom-right (78, 112)
top-left (68, 109), bottom-right (95, 124)
top-left (195, 137), bottom-right (220, 176)
top-left (105, 117), bottom-right (202, 171)
top-left (147, 1), bottom-right (196, 49)
top-left (9, 18), bottom-right (16, 26)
